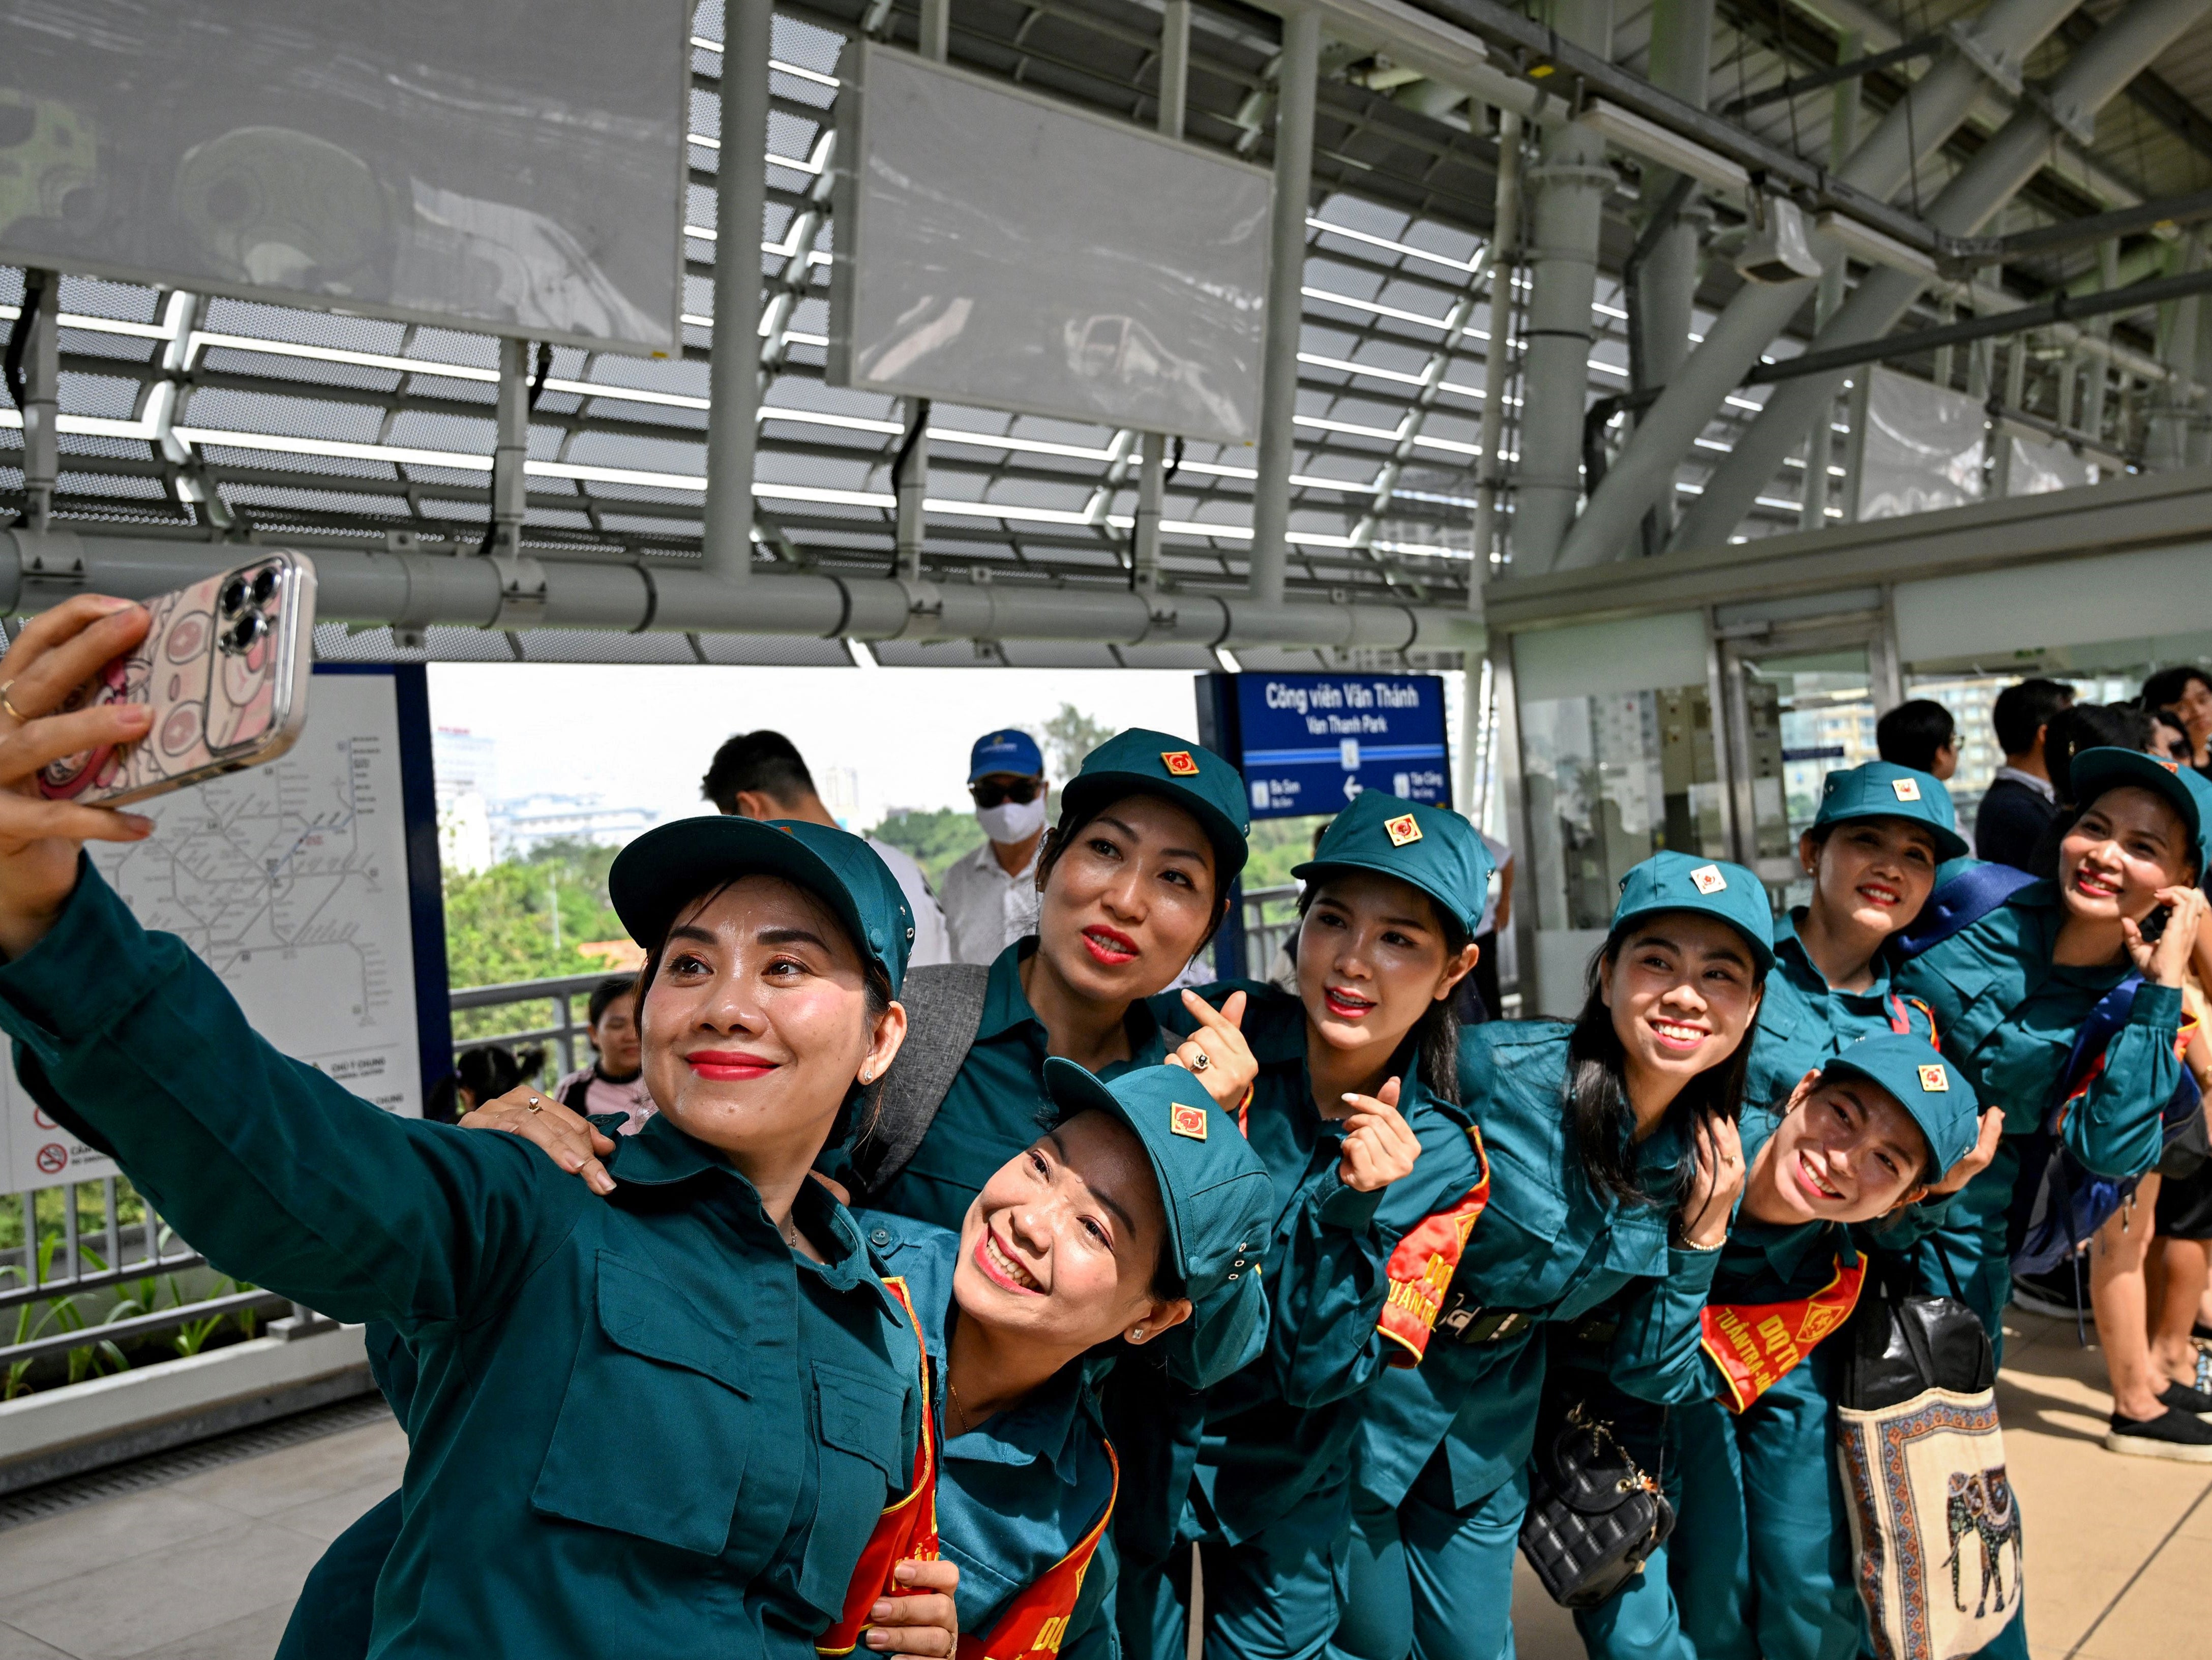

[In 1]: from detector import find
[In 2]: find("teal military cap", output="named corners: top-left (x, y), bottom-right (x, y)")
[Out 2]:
top-left (1042, 1058), bottom-right (1275, 1388)
top-left (2071, 745), bottom-right (2212, 877)
top-left (1820, 1032), bottom-right (1980, 1175)
top-left (1060, 729), bottom-right (1252, 884)
top-left (1610, 850), bottom-right (1775, 975)
top-left (1291, 792), bottom-right (1496, 938)
top-left (609, 817), bottom-right (916, 993)
top-left (1813, 761), bottom-right (1969, 861)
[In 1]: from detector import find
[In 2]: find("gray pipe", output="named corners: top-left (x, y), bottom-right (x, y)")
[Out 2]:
top-left (1249, 6), bottom-right (1322, 608)
top-left (1676, 0), bottom-right (2212, 547)
top-left (0, 530), bottom-right (1478, 657)
top-left (699, 0), bottom-right (775, 585)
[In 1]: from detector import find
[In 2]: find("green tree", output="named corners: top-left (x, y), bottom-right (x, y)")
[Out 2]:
top-left (870, 805), bottom-right (988, 891)
top-left (440, 838), bottom-right (627, 993)
top-left (1040, 703), bottom-right (1115, 781)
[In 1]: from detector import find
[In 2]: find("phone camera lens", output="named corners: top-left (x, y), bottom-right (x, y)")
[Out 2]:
top-left (251, 568), bottom-right (278, 605)
top-left (226, 611), bottom-right (267, 652)
top-left (219, 578), bottom-right (249, 615)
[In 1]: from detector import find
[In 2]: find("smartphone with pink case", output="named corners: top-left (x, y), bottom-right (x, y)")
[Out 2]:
top-left (35, 552), bottom-right (317, 808)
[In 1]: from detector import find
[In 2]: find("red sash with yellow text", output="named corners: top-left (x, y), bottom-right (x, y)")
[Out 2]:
top-left (1698, 1254), bottom-right (1865, 1413)
top-left (955, 1442), bottom-right (1119, 1660)
top-left (819, 1276), bottom-right (940, 1656)
top-left (1377, 1124), bottom-right (1492, 1367)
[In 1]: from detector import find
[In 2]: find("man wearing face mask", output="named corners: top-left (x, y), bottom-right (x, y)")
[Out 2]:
top-left (941, 729), bottom-right (1050, 965)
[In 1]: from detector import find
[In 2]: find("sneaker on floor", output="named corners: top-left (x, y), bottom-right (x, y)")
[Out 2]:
top-left (2160, 1381), bottom-right (2212, 1420)
top-left (2105, 1407), bottom-right (2212, 1461)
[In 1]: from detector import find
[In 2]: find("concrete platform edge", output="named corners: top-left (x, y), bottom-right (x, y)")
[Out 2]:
top-left (0, 1324), bottom-right (374, 1494)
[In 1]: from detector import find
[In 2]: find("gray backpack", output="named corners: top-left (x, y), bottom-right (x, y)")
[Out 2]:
top-left (847, 963), bottom-right (992, 1201)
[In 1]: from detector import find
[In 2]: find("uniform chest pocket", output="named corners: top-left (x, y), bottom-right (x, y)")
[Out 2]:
top-left (532, 1251), bottom-right (760, 1557)
top-left (798, 1363), bottom-right (911, 1616)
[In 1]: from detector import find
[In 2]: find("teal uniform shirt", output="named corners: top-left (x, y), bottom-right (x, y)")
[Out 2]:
top-left (1891, 865), bottom-right (2183, 1338)
top-left (1576, 1107), bottom-right (1867, 1660)
top-left (1163, 986), bottom-right (1489, 1548)
top-left (0, 865), bottom-right (923, 1660)
top-left (873, 942), bottom-right (1169, 1233)
top-left (1744, 910), bottom-right (1934, 1115)
top-left (1353, 1020), bottom-right (1724, 1515)
top-left (1332, 1022), bottom-right (1725, 1660)
top-left (858, 1213), bottom-right (1122, 1660)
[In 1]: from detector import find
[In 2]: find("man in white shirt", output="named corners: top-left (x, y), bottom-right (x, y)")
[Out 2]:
top-left (699, 730), bottom-right (952, 967)
top-left (939, 729), bottom-right (1047, 965)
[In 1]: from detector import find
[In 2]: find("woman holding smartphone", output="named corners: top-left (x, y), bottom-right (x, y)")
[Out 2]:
top-left (1331, 851), bottom-right (1770, 1660)
top-left (0, 596), bottom-right (953, 1659)
top-left (1896, 749), bottom-right (2208, 1361)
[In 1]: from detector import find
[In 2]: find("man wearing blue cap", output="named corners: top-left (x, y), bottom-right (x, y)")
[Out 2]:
top-left (942, 729), bottom-right (1050, 966)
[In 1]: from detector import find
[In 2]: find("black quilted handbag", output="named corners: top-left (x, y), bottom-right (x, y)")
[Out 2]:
top-left (1518, 1399), bottom-right (1675, 1609)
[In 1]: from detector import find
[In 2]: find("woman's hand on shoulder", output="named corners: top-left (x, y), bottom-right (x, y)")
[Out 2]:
top-left (0, 596), bottom-right (162, 959)
top-left (2127, 886), bottom-right (2210, 990)
top-left (460, 1086), bottom-right (618, 1194)
top-left (1336, 1075), bottom-right (1422, 1193)
top-left (1677, 1114), bottom-right (1743, 1250)
top-left (864, 1558), bottom-right (960, 1656)
top-left (1168, 987), bottom-right (1258, 1110)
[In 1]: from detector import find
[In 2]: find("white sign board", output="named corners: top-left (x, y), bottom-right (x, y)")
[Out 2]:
top-left (830, 44), bottom-right (1273, 444)
top-left (2, 672), bottom-right (424, 1191)
top-left (0, 0), bottom-right (689, 353)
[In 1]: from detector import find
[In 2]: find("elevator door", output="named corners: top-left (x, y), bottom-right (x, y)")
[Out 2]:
top-left (1718, 620), bottom-right (1893, 911)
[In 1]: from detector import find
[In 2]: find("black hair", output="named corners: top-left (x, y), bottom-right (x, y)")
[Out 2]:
top-left (427, 1042), bottom-right (549, 1122)
top-left (1292, 877), bottom-right (1468, 1105)
top-left (1874, 700), bottom-right (1956, 773)
top-left (1033, 788), bottom-right (1234, 946)
top-left (2143, 666), bottom-right (2212, 718)
top-left (1565, 931), bottom-right (1766, 1206)
top-left (1991, 678), bottom-right (2077, 758)
top-left (701, 730), bottom-right (817, 815)
top-left (2045, 703), bottom-right (2154, 806)
top-left (586, 974), bottom-right (638, 1029)
top-left (635, 877), bottom-right (894, 1145)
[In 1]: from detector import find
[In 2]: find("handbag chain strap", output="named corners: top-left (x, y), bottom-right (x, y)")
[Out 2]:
top-left (1563, 1402), bottom-right (1662, 1497)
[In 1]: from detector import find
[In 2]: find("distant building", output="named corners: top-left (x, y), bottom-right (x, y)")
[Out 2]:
top-left (817, 764), bottom-right (862, 830)
top-left (489, 792), bottom-right (656, 857)
top-left (440, 792), bottom-right (495, 874)
top-left (433, 728), bottom-right (500, 817)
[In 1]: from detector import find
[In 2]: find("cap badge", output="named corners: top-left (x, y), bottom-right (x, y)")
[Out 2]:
top-left (1891, 777), bottom-right (1922, 802)
top-left (1385, 813), bottom-right (1422, 847)
top-left (2160, 759), bottom-right (2180, 774)
top-left (1689, 863), bottom-right (1727, 895)
top-left (1161, 750), bottom-right (1201, 777)
top-left (1170, 1102), bottom-right (1209, 1140)
top-left (1918, 1064), bottom-right (1950, 1093)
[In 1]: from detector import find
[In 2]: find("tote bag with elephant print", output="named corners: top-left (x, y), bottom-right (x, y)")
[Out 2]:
top-left (1836, 1387), bottom-right (2021, 1660)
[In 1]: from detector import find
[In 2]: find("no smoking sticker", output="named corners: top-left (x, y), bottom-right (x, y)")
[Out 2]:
top-left (34, 1143), bottom-right (68, 1176)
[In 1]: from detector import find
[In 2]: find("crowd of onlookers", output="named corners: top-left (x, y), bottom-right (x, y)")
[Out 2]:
top-left (1881, 668), bottom-right (2212, 1433)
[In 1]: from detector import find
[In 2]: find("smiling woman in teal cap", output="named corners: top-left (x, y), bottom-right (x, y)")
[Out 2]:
top-left (0, 596), bottom-right (947, 1659)
top-left (1120, 793), bottom-right (1493, 1660)
top-left (1895, 749), bottom-right (2207, 1451)
top-left (1577, 1033), bottom-right (1984, 1660)
top-left (1333, 849), bottom-right (1773, 1660)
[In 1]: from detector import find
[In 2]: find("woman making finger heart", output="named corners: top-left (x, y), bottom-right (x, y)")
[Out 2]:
top-left (1334, 851), bottom-right (1771, 1660)
top-left (1121, 793), bottom-right (1492, 1660)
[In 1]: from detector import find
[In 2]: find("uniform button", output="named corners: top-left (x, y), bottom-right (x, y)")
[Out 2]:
top-left (870, 1227), bottom-right (892, 1247)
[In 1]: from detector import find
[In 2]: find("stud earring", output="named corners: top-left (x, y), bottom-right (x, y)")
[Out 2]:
top-left (1128, 1327), bottom-right (1145, 1341)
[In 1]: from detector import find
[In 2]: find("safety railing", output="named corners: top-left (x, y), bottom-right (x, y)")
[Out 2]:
top-left (1239, 883), bottom-right (1301, 982)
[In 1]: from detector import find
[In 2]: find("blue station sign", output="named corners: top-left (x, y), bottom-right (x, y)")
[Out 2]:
top-left (1197, 672), bottom-right (1451, 820)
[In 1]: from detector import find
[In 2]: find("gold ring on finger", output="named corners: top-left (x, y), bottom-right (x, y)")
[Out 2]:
top-left (1189, 1050), bottom-right (1211, 1073)
top-left (526, 1096), bottom-right (543, 1113)
top-left (0, 681), bottom-right (28, 725)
